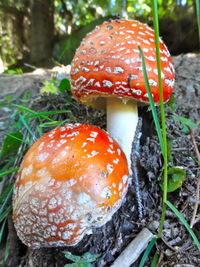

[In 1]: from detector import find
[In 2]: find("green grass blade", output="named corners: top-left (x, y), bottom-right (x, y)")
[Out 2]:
top-left (0, 157), bottom-right (18, 173)
top-left (196, 0), bottom-right (200, 45)
top-left (24, 110), bottom-right (70, 119)
top-left (0, 168), bottom-right (19, 178)
top-left (0, 206), bottom-right (12, 223)
top-left (19, 114), bottom-right (37, 142)
top-left (166, 200), bottom-right (200, 251)
top-left (150, 251), bottom-right (159, 267)
top-left (0, 219), bottom-right (6, 244)
top-left (11, 104), bottom-right (54, 122)
top-left (152, 0), bottom-right (168, 237)
top-left (39, 118), bottom-right (70, 128)
top-left (139, 46), bottom-right (164, 153)
top-left (4, 238), bottom-right (10, 261)
top-left (139, 236), bottom-right (157, 267)
top-left (0, 185), bottom-right (13, 217)
top-left (0, 132), bottom-right (23, 143)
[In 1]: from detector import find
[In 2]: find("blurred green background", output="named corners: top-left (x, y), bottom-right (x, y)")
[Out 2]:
top-left (0, 0), bottom-right (198, 71)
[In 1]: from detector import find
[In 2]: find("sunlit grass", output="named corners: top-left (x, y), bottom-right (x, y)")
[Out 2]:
top-left (138, 1), bottom-right (200, 266)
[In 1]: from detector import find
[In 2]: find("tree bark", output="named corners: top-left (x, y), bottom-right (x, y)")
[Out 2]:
top-left (30, 0), bottom-right (54, 66)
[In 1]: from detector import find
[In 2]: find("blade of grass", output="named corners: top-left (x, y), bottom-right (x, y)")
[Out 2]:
top-left (152, 0), bottom-right (168, 237)
top-left (24, 109), bottom-right (71, 119)
top-left (19, 114), bottom-right (37, 142)
top-left (139, 236), bottom-right (157, 267)
top-left (39, 118), bottom-right (70, 128)
top-left (0, 219), bottom-right (6, 244)
top-left (150, 251), bottom-right (159, 267)
top-left (166, 200), bottom-right (200, 251)
top-left (11, 103), bottom-right (54, 122)
top-left (0, 157), bottom-right (18, 173)
top-left (0, 206), bottom-right (12, 223)
top-left (0, 185), bottom-right (13, 217)
top-left (139, 47), bottom-right (164, 153)
top-left (0, 168), bottom-right (19, 178)
top-left (0, 132), bottom-right (23, 143)
top-left (4, 238), bottom-right (10, 261)
top-left (0, 184), bottom-right (14, 203)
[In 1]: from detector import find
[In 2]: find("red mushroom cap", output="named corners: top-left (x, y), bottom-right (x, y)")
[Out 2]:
top-left (13, 124), bottom-right (129, 248)
top-left (70, 19), bottom-right (175, 109)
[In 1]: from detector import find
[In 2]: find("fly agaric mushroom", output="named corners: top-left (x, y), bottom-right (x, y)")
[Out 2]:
top-left (70, 19), bottom-right (175, 170)
top-left (13, 124), bottom-right (129, 248)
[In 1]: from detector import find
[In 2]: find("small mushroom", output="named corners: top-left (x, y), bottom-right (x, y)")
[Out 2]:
top-left (70, 19), bottom-right (175, 170)
top-left (13, 123), bottom-right (129, 248)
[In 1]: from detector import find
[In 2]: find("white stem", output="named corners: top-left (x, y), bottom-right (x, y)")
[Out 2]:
top-left (107, 98), bottom-right (138, 172)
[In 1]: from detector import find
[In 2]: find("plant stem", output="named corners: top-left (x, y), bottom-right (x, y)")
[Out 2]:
top-left (152, 0), bottom-right (168, 237)
top-left (195, 0), bottom-right (200, 45)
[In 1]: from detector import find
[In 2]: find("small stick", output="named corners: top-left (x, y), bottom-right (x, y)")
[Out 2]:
top-left (111, 228), bottom-right (154, 267)
top-left (190, 174), bottom-right (200, 228)
top-left (188, 126), bottom-right (200, 163)
top-left (131, 118), bottom-right (143, 218)
top-left (188, 126), bottom-right (200, 228)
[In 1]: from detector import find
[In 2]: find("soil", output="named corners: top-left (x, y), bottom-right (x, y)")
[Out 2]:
top-left (0, 53), bottom-right (199, 267)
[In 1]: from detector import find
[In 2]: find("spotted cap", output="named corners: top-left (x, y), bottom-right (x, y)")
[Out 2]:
top-left (13, 124), bottom-right (129, 248)
top-left (70, 19), bottom-right (175, 109)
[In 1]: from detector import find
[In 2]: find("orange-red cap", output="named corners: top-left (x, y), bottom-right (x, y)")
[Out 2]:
top-left (70, 19), bottom-right (175, 109)
top-left (13, 124), bottom-right (129, 248)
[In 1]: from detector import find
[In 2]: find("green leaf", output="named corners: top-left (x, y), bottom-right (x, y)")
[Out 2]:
top-left (168, 95), bottom-right (178, 112)
top-left (63, 251), bottom-right (82, 263)
top-left (173, 115), bottom-right (197, 133)
top-left (58, 78), bottom-right (71, 94)
top-left (40, 80), bottom-right (58, 95)
top-left (0, 132), bottom-right (23, 159)
top-left (167, 167), bottom-right (186, 192)
top-left (63, 251), bottom-right (100, 267)
top-left (82, 252), bottom-right (100, 262)
top-left (166, 200), bottom-right (200, 251)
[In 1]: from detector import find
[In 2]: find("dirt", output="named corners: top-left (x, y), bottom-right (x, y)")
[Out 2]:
top-left (0, 53), bottom-right (200, 267)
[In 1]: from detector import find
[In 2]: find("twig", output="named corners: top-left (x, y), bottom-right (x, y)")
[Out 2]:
top-left (110, 228), bottom-right (154, 267)
top-left (155, 251), bottom-right (164, 267)
top-left (188, 126), bottom-right (200, 163)
top-left (161, 237), bottom-right (178, 252)
top-left (131, 118), bottom-right (143, 218)
top-left (190, 174), bottom-right (200, 228)
top-left (188, 126), bottom-right (200, 228)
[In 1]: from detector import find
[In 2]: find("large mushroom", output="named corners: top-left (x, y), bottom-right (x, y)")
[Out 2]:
top-left (70, 19), bottom-right (175, 170)
top-left (13, 123), bottom-right (129, 248)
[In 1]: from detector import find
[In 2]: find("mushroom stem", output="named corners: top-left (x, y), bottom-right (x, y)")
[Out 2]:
top-left (107, 97), bottom-right (138, 172)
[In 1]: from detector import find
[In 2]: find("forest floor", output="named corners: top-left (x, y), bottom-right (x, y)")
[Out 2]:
top-left (0, 53), bottom-right (199, 266)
